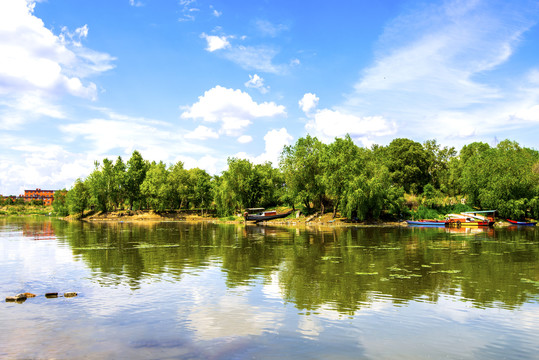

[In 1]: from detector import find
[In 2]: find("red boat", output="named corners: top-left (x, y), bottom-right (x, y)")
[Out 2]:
top-left (507, 219), bottom-right (537, 226)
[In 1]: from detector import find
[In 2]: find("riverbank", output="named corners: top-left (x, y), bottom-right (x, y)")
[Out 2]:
top-left (0, 205), bottom-right (52, 216)
top-left (2, 207), bottom-right (526, 228)
top-left (76, 209), bottom-right (406, 227)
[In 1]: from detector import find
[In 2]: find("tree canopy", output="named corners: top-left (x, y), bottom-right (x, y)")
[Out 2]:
top-left (57, 137), bottom-right (539, 221)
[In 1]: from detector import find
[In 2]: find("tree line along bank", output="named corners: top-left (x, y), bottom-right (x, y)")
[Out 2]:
top-left (49, 135), bottom-right (539, 221)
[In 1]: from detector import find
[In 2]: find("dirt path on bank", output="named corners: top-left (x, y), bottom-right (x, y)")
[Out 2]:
top-left (78, 210), bottom-right (406, 228)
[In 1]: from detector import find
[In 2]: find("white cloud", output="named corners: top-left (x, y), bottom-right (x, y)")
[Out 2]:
top-left (185, 125), bottom-right (219, 140)
top-left (181, 86), bottom-right (286, 136)
top-left (299, 93), bottom-right (319, 114)
top-left (528, 69), bottom-right (539, 84)
top-left (305, 108), bottom-right (395, 144)
top-left (60, 108), bottom-right (214, 164)
top-left (129, 0), bottom-right (143, 7)
top-left (244, 74), bottom-right (269, 94)
top-left (236, 128), bottom-right (293, 166)
top-left (210, 6), bottom-right (222, 17)
top-left (237, 135), bottom-right (253, 144)
top-left (255, 20), bottom-right (288, 37)
top-left (258, 128), bottom-right (293, 165)
top-left (0, 92), bottom-right (65, 130)
top-left (178, 154), bottom-right (223, 175)
top-left (0, 0), bottom-right (114, 100)
top-left (0, 0), bottom-right (115, 133)
top-left (511, 104), bottom-right (539, 123)
top-left (345, 0), bottom-right (539, 142)
top-left (200, 33), bottom-right (231, 52)
top-left (0, 142), bottom-right (94, 195)
top-left (223, 45), bottom-right (285, 74)
top-left (178, 0), bottom-right (199, 22)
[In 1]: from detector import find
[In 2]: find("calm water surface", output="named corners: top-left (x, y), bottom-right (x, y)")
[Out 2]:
top-left (1, 217), bottom-right (538, 359)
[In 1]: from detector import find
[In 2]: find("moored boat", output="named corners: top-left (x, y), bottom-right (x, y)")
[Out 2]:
top-left (406, 219), bottom-right (447, 227)
top-left (244, 209), bottom-right (293, 223)
top-left (445, 211), bottom-right (496, 227)
top-left (507, 219), bottom-right (537, 226)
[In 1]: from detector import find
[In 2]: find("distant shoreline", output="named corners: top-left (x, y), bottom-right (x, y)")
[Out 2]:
top-left (1, 208), bottom-right (523, 228)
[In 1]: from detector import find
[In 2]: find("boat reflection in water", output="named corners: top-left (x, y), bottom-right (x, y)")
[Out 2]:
top-left (444, 226), bottom-right (495, 236)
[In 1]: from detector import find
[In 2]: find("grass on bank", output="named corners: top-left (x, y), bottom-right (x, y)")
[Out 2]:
top-left (0, 205), bottom-right (52, 216)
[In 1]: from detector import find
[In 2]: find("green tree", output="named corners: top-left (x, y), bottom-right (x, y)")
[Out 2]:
top-left (320, 135), bottom-right (365, 217)
top-left (423, 139), bottom-right (456, 193)
top-left (86, 161), bottom-right (108, 212)
top-left (125, 150), bottom-right (148, 210)
top-left (141, 161), bottom-right (171, 211)
top-left (168, 161), bottom-right (190, 210)
top-left (52, 189), bottom-right (69, 216)
top-left (66, 179), bottom-right (89, 218)
top-left (343, 165), bottom-right (402, 221)
top-left (460, 140), bottom-right (539, 217)
top-left (385, 138), bottom-right (431, 194)
top-left (188, 168), bottom-right (212, 214)
top-left (111, 156), bottom-right (126, 210)
top-left (280, 135), bottom-right (326, 213)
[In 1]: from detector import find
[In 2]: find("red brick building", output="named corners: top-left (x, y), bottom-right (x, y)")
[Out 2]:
top-left (22, 189), bottom-right (56, 206)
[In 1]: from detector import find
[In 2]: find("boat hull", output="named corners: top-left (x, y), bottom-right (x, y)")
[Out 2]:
top-left (244, 211), bottom-right (293, 223)
top-left (507, 219), bottom-right (537, 226)
top-left (406, 220), bottom-right (446, 227)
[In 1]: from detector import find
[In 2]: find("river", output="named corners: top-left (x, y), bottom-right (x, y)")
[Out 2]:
top-left (1, 217), bottom-right (538, 359)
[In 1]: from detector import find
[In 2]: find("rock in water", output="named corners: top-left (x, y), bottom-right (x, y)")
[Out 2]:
top-left (5, 294), bottom-right (27, 303)
top-left (22, 292), bottom-right (36, 298)
top-left (45, 292), bottom-right (58, 298)
top-left (64, 292), bottom-right (78, 297)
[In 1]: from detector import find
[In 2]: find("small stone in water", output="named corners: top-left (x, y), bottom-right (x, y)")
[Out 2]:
top-left (22, 292), bottom-right (36, 298)
top-left (45, 292), bottom-right (58, 298)
top-left (64, 292), bottom-right (78, 297)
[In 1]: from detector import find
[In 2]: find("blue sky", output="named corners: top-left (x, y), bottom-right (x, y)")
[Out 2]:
top-left (1, 0), bottom-right (539, 195)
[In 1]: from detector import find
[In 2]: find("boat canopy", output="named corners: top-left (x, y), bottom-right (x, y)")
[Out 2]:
top-left (245, 208), bottom-right (265, 213)
top-left (461, 210), bottom-right (496, 214)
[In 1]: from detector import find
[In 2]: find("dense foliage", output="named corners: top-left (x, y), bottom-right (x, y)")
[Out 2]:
top-left (53, 136), bottom-right (539, 220)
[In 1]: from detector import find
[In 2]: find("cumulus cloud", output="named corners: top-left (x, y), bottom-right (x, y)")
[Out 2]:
top-left (185, 125), bottom-right (219, 140)
top-left (237, 135), bottom-right (253, 144)
top-left (181, 86), bottom-right (286, 136)
top-left (201, 33), bottom-right (231, 52)
top-left (258, 128), bottom-right (293, 164)
top-left (236, 128), bottom-right (293, 166)
top-left (0, 0), bottom-right (114, 100)
top-left (178, 154), bottom-right (223, 175)
top-left (305, 108), bottom-right (395, 144)
top-left (245, 74), bottom-right (269, 93)
top-left (299, 93), bottom-right (319, 113)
